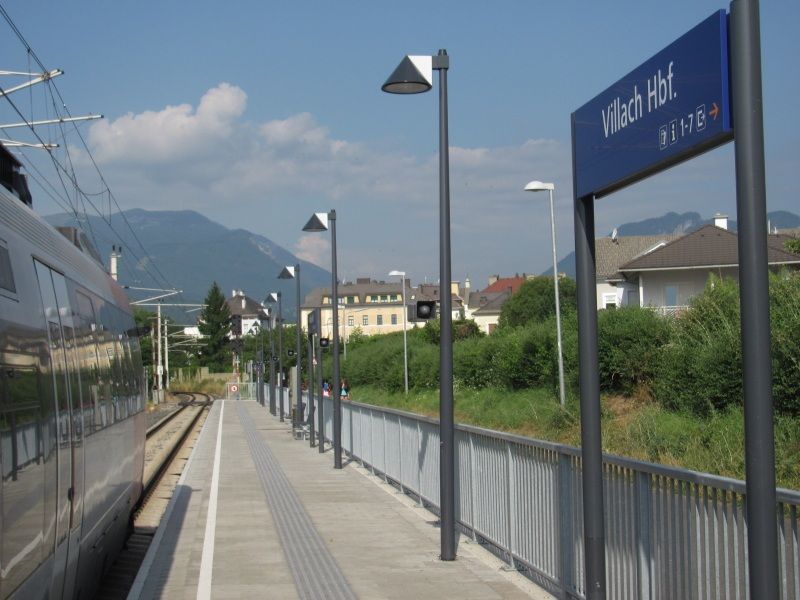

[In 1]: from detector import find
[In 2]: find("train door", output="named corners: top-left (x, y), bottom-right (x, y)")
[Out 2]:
top-left (34, 261), bottom-right (76, 600)
top-left (52, 277), bottom-right (86, 600)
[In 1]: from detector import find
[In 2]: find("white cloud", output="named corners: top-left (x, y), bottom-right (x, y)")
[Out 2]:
top-left (87, 83), bottom-right (247, 164)
top-left (294, 234), bottom-right (331, 268)
top-left (68, 82), bottom-right (747, 286)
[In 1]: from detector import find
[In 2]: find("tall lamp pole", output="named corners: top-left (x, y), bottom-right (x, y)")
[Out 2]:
top-left (303, 210), bottom-right (342, 469)
top-left (383, 49), bottom-right (455, 560)
top-left (279, 265), bottom-right (303, 430)
top-left (276, 292), bottom-right (285, 421)
top-left (524, 181), bottom-right (566, 408)
top-left (389, 270), bottom-right (409, 395)
top-left (265, 299), bottom-right (277, 415)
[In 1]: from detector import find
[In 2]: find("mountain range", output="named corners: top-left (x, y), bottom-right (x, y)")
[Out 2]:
top-left (542, 210), bottom-right (800, 278)
top-left (45, 209), bottom-right (331, 322)
top-left (46, 207), bottom-right (800, 319)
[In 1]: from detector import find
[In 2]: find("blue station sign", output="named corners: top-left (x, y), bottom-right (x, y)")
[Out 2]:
top-left (572, 10), bottom-right (733, 198)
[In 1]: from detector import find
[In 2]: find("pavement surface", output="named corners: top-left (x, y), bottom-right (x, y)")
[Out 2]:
top-left (128, 399), bottom-right (555, 599)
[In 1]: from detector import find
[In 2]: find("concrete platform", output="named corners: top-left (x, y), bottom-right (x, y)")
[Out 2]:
top-left (128, 399), bottom-right (554, 599)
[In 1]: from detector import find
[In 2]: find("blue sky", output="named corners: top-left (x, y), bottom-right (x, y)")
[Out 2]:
top-left (2, 1), bottom-right (798, 293)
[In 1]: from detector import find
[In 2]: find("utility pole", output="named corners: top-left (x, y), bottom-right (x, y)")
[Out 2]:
top-left (164, 317), bottom-right (170, 390)
top-left (156, 302), bottom-right (163, 395)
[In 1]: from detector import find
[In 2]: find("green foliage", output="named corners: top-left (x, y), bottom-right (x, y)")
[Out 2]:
top-left (488, 325), bottom-right (556, 390)
top-left (597, 306), bottom-right (671, 394)
top-left (453, 336), bottom-right (492, 389)
top-left (453, 319), bottom-right (483, 340)
top-left (198, 282), bottom-right (231, 372)
top-left (785, 237), bottom-right (800, 255)
top-left (419, 317), bottom-right (481, 345)
top-left (768, 271), bottom-right (800, 414)
top-left (133, 307), bottom-right (154, 368)
top-left (336, 270), bottom-right (800, 418)
top-left (652, 276), bottom-right (742, 415)
top-left (347, 326), bottom-right (367, 349)
top-left (498, 277), bottom-right (576, 329)
top-left (421, 318), bottom-right (440, 344)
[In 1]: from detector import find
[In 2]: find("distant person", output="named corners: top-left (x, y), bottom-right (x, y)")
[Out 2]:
top-left (340, 378), bottom-right (350, 401)
top-left (322, 380), bottom-right (330, 398)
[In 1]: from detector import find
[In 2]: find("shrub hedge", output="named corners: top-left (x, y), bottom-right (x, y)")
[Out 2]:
top-left (329, 271), bottom-right (800, 417)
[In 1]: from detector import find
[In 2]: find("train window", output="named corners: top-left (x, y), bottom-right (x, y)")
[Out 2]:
top-left (1, 365), bottom-right (46, 592)
top-left (75, 291), bottom-right (101, 435)
top-left (0, 239), bottom-right (16, 295)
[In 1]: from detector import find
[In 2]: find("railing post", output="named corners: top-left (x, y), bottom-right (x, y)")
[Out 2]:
top-left (558, 453), bottom-right (575, 595)
top-left (469, 432), bottom-right (477, 541)
top-left (383, 412), bottom-right (389, 483)
top-left (398, 415), bottom-right (405, 494)
top-left (635, 470), bottom-right (654, 600)
top-left (506, 441), bottom-right (517, 568)
top-left (417, 420), bottom-right (423, 507)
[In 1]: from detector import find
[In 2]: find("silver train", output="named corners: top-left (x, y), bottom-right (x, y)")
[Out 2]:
top-left (0, 145), bottom-right (146, 599)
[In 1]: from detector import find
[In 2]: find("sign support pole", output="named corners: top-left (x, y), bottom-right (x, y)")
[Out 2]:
top-left (730, 0), bottom-right (779, 597)
top-left (572, 183), bottom-right (606, 597)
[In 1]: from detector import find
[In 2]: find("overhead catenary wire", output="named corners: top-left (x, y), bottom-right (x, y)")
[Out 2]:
top-left (0, 3), bottom-right (189, 307)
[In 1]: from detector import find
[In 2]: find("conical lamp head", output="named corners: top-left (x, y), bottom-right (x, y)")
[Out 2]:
top-left (382, 55), bottom-right (432, 94)
top-left (278, 266), bottom-right (296, 279)
top-left (303, 212), bottom-right (329, 232)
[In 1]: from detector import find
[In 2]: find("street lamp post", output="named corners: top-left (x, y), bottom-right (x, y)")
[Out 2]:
top-left (266, 301), bottom-right (277, 415)
top-left (383, 49), bottom-right (455, 560)
top-left (279, 265), bottom-right (303, 431)
top-left (303, 210), bottom-right (343, 469)
top-left (389, 270), bottom-right (409, 395)
top-left (273, 292), bottom-right (285, 422)
top-left (524, 181), bottom-right (566, 408)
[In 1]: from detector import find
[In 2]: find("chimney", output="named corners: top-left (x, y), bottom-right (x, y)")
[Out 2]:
top-left (451, 281), bottom-right (460, 297)
top-left (488, 274), bottom-right (499, 286)
top-left (713, 213), bottom-right (728, 230)
top-left (109, 245), bottom-right (121, 281)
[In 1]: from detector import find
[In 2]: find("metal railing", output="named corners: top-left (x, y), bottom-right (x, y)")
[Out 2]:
top-left (226, 381), bottom-right (257, 401)
top-left (311, 395), bottom-right (800, 600)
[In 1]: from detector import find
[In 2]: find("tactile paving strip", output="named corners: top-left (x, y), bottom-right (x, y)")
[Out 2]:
top-left (237, 401), bottom-right (357, 600)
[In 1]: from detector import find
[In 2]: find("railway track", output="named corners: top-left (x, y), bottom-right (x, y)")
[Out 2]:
top-left (93, 392), bottom-right (212, 599)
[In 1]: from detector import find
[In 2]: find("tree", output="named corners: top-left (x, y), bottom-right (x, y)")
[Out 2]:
top-left (133, 307), bottom-right (155, 369)
top-left (198, 282), bottom-right (231, 371)
top-left (785, 237), bottom-right (800, 255)
top-left (498, 277), bottom-right (577, 329)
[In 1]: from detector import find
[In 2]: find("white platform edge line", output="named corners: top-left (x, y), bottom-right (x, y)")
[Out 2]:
top-left (196, 399), bottom-right (225, 600)
top-left (126, 400), bottom-right (221, 600)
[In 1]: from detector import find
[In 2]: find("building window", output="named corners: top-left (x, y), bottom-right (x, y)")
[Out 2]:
top-left (391, 314), bottom-right (397, 325)
top-left (347, 295), bottom-right (355, 304)
top-left (602, 293), bottom-right (617, 309)
top-left (362, 315), bottom-right (369, 326)
top-left (377, 315), bottom-right (383, 326)
top-left (348, 316), bottom-right (354, 327)
top-left (380, 295), bottom-right (388, 302)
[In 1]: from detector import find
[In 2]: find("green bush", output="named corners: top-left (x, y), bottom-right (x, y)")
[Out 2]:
top-left (408, 342), bottom-right (439, 389)
top-left (769, 271), bottom-right (800, 414)
top-left (597, 306), bottom-right (671, 394)
top-left (498, 277), bottom-right (576, 329)
top-left (453, 336), bottom-right (491, 389)
top-left (653, 276), bottom-right (742, 415)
